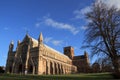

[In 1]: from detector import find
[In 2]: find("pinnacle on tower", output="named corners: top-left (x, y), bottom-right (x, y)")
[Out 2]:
top-left (17, 40), bottom-right (20, 45)
top-left (10, 40), bottom-right (14, 45)
top-left (38, 32), bottom-right (43, 43)
top-left (9, 40), bottom-right (14, 52)
top-left (26, 32), bottom-right (29, 37)
top-left (84, 51), bottom-right (88, 58)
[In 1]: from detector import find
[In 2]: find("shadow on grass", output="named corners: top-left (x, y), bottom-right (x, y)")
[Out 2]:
top-left (0, 73), bottom-right (114, 80)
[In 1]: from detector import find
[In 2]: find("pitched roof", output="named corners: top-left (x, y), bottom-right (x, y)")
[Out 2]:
top-left (44, 44), bottom-right (70, 59)
top-left (31, 37), bottom-right (38, 47)
top-left (25, 35), bottom-right (70, 59)
top-left (73, 55), bottom-right (85, 60)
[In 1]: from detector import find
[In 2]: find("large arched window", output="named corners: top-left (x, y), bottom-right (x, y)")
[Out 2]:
top-left (21, 43), bottom-right (28, 63)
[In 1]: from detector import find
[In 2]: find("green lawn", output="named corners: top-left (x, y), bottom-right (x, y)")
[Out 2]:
top-left (0, 73), bottom-right (114, 80)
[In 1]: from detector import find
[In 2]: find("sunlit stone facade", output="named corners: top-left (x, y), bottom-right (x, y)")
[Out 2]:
top-left (5, 33), bottom-right (77, 75)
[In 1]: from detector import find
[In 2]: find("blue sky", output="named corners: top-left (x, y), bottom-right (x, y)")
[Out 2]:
top-left (0, 0), bottom-right (119, 66)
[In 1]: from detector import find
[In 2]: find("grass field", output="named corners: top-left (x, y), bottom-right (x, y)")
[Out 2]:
top-left (0, 73), bottom-right (114, 80)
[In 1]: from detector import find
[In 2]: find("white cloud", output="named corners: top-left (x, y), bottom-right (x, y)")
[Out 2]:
top-left (100, 0), bottom-right (120, 9)
top-left (80, 6), bottom-right (91, 14)
top-left (44, 37), bottom-right (52, 43)
top-left (73, 10), bottom-right (82, 19)
top-left (44, 18), bottom-right (79, 35)
top-left (81, 26), bottom-right (88, 30)
top-left (74, 0), bottom-right (120, 20)
top-left (74, 6), bottom-right (91, 19)
top-left (74, 47), bottom-right (79, 50)
top-left (52, 40), bottom-right (63, 46)
top-left (35, 21), bottom-right (44, 28)
top-left (44, 37), bottom-right (63, 46)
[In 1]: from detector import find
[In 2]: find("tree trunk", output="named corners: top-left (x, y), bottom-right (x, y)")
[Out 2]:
top-left (112, 57), bottom-right (120, 79)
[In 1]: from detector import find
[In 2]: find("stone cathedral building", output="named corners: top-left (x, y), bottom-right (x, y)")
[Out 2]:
top-left (6, 33), bottom-right (90, 75)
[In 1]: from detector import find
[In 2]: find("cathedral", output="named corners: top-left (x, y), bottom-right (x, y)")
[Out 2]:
top-left (6, 33), bottom-right (90, 75)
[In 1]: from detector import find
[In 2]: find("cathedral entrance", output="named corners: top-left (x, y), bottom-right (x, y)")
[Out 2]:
top-left (9, 66), bottom-right (12, 73)
top-left (18, 64), bottom-right (22, 74)
top-left (28, 65), bottom-right (33, 74)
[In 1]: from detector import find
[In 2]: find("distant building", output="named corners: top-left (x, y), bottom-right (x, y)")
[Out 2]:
top-left (6, 33), bottom-right (90, 75)
top-left (92, 63), bottom-right (100, 73)
top-left (0, 66), bottom-right (5, 73)
top-left (64, 46), bottom-right (90, 73)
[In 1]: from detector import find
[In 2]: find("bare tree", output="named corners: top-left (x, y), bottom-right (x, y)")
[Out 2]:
top-left (83, 1), bottom-right (120, 78)
top-left (95, 57), bottom-right (113, 72)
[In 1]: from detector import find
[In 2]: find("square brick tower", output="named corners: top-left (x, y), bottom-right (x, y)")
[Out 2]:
top-left (63, 46), bottom-right (74, 59)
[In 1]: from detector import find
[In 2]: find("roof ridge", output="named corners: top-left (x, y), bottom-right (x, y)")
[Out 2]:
top-left (44, 44), bottom-right (70, 59)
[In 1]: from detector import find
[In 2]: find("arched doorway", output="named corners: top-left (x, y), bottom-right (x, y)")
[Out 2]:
top-left (9, 66), bottom-right (12, 73)
top-left (28, 65), bottom-right (33, 74)
top-left (18, 64), bottom-right (22, 74)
